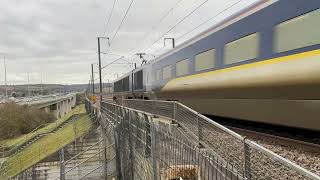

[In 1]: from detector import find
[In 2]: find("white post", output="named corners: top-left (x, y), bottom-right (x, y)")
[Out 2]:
top-left (3, 55), bottom-right (7, 98)
top-left (27, 72), bottom-right (31, 105)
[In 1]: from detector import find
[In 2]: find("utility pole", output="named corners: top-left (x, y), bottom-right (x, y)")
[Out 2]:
top-left (88, 79), bottom-right (91, 94)
top-left (91, 64), bottom-right (95, 95)
top-left (97, 36), bottom-right (110, 179)
top-left (40, 73), bottom-right (43, 96)
top-left (97, 37), bottom-right (110, 103)
top-left (3, 55), bottom-right (7, 98)
top-left (97, 37), bottom-right (102, 102)
top-left (27, 73), bottom-right (30, 101)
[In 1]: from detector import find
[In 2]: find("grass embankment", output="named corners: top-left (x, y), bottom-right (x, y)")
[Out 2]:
top-left (0, 111), bottom-right (93, 178)
top-left (0, 105), bottom-right (86, 148)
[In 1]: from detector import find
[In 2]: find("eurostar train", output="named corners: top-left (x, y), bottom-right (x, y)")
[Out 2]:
top-left (112, 0), bottom-right (320, 131)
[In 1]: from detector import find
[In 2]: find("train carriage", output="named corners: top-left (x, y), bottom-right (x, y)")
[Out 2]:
top-left (113, 0), bottom-right (320, 131)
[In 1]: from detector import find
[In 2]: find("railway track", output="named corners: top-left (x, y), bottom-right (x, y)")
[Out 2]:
top-left (227, 126), bottom-right (320, 152)
top-left (226, 125), bottom-right (320, 176)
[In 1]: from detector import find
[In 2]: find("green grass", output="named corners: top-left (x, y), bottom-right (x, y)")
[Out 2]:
top-left (0, 105), bottom-right (86, 148)
top-left (0, 112), bottom-right (93, 178)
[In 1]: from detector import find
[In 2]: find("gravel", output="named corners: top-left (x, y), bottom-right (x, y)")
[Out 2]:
top-left (250, 136), bottom-right (320, 177)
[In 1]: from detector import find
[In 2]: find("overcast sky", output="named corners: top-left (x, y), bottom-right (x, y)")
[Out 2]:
top-left (0, 0), bottom-right (259, 85)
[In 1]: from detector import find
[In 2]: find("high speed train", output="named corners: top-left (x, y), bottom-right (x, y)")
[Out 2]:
top-left (112, 0), bottom-right (320, 131)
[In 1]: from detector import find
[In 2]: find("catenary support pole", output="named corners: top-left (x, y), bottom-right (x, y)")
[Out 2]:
top-left (97, 37), bottom-right (103, 103)
top-left (91, 64), bottom-right (95, 95)
top-left (3, 55), bottom-right (7, 98)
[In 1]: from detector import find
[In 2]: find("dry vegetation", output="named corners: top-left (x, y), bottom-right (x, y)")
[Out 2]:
top-left (0, 103), bottom-right (55, 139)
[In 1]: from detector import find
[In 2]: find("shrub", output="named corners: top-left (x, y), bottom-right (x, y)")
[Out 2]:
top-left (0, 103), bottom-right (55, 139)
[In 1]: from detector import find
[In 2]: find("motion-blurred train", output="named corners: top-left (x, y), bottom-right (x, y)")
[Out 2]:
top-left (112, 0), bottom-right (320, 131)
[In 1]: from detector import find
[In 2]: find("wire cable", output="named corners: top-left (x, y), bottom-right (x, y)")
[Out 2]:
top-left (109, 0), bottom-right (135, 46)
top-left (176, 0), bottom-right (243, 41)
top-left (101, 56), bottom-right (125, 70)
top-left (106, 0), bottom-right (244, 80)
top-left (104, 0), bottom-right (118, 36)
top-left (100, 52), bottom-right (124, 57)
top-left (143, 0), bottom-right (243, 58)
top-left (142, 0), bottom-right (209, 53)
top-left (130, 0), bottom-right (184, 54)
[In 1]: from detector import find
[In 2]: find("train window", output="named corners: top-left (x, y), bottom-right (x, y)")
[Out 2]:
top-left (122, 76), bottom-right (130, 91)
top-left (155, 69), bottom-right (161, 81)
top-left (195, 49), bottom-right (215, 72)
top-left (134, 70), bottom-right (143, 90)
top-left (176, 59), bottom-right (189, 76)
top-left (224, 33), bottom-right (259, 65)
top-left (274, 9), bottom-right (320, 53)
top-left (162, 65), bottom-right (172, 80)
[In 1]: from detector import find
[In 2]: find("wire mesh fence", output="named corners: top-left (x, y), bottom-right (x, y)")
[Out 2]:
top-left (101, 101), bottom-right (245, 180)
top-left (1, 105), bottom-right (86, 158)
top-left (0, 100), bottom-right (103, 180)
top-left (120, 99), bottom-right (320, 180)
top-left (5, 98), bottom-right (319, 180)
top-left (0, 114), bottom-right (98, 180)
top-left (52, 99), bottom-right (117, 180)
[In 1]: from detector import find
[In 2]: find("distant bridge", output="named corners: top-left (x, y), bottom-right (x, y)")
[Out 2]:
top-left (18, 93), bottom-right (77, 118)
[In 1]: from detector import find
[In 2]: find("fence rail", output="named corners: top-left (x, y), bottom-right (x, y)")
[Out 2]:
top-left (6, 98), bottom-right (319, 180)
top-left (119, 99), bottom-right (320, 180)
top-left (101, 101), bottom-right (241, 180)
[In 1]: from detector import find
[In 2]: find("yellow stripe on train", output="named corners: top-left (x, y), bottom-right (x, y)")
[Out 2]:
top-left (168, 49), bottom-right (320, 83)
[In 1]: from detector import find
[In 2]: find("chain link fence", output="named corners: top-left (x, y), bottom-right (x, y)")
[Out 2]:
top-left (120, 99), bottom-right (320, 180)
top-left (101, 101), bottom-right (245, 180)
top-left (5, 98), bottom-right (319, 180)
top-left (2, 114), bottom-right (99, 180)
top-left (0, 100), bottom-right (105, 180)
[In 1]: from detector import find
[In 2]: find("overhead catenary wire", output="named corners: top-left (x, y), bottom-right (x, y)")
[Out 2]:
top-left (143, 0), bottom-right (244, 58)
top-left (101, 63), bottom-right (134, 80)
top-left (109, 0), bottom-right (135, 46)
top-left (100, 52), bottom-right (124, 57)
top-left (130, 0), bottom-right (184, 54)
top-left (126, 0), bottom-right (203, 66)
top-left (101, 56), bottom-right (125, 70)
top-left (142, 0), bottom-right (209, 53)
top-left (103, 0), bottom-right (246, 80)
top-left (104, 0), bottom-right (118, 36)
top-left (176, 0), bottom-right (243, 41)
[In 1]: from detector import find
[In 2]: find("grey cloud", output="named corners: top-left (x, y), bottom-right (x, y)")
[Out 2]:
top-left (0, 0), bottom-right (258, 84)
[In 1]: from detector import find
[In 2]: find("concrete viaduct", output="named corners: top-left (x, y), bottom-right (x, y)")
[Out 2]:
top-left (19, 93), bottom-right (77, 119)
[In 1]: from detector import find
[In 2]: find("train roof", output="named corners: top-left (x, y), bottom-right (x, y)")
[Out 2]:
top-left (149, 0), bottom-right (276, 64)
top-left (113, 0), bottom-right (277, 83)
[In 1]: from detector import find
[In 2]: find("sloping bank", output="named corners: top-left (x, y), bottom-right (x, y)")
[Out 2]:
top-left (0, 108), bottom-right (93, 178)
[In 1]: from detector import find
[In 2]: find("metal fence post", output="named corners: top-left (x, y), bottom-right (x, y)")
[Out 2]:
top-left (150, 117), bottom-right (158, 180)
top-left (32, 166), bottom-right (37, 180)
top-left (197, 115), bottom-right (203, 148)
top-left (243, 138), bottom-right (251, 180)
top-left (59, 147), bottom-right (65, 180)
top-left (73, 116), bottom-right (77, 154)
top-left (144, 114), bottom-right (151, 158)
top-left (2, 146), bottom-right (4, 158)
top-left (128, 110), bottom-right (134, 180)
top-left (102, 125), bottom-right (107, 179)
top-left (114, 129), bottom-right (122, 180)
top-left (172, 101), bottom-right (176, 120)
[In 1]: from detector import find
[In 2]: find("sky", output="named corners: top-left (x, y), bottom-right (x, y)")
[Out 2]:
top-left (0, 0), bottom-right (260, 85)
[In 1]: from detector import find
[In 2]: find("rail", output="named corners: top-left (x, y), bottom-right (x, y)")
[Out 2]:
top-left (120, 99), bottom-right (320, 180)
top-left (101, 101), bottom-right (243, 180)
